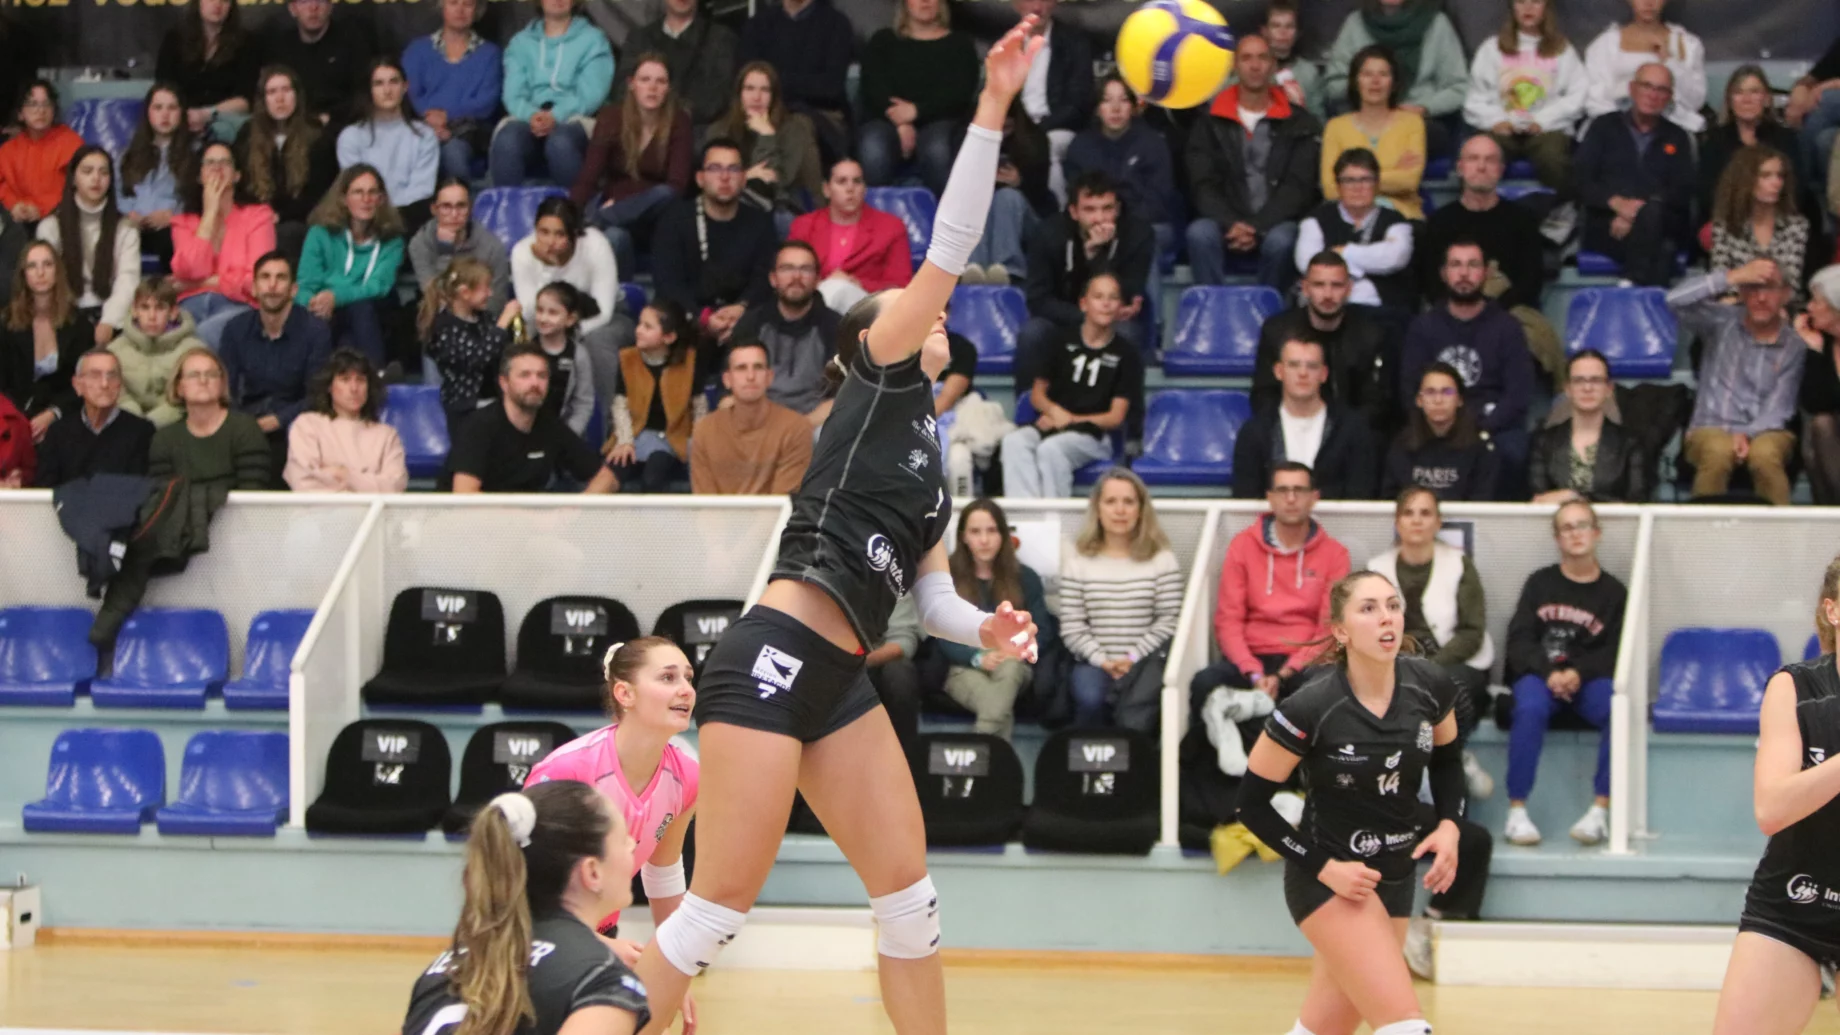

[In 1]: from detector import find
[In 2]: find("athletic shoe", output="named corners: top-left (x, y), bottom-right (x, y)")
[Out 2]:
top-left (1570, 804), bottom-right (1609, 846)
top-left (984, 263), bottom-right (1012, 286)
top-left (961, 264), bottom-right (989, 285)
top-left (1403, 917), bottom-right (1435, 980)
top-left (1504, 806), bottom-right (1541, 846)
top-left (1462, 750), bottom-right (1495, 800)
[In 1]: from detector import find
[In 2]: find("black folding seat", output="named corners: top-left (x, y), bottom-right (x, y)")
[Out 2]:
top-left (361, 588), bottom-right (506, 707)
top-left (1021, 728), bottom-right (1158, 855)
top-left (304, 719), bottom-right (452, 834)
top-left (651, 599), bottom-right (745, 676)
top-left (442, 720), bottom-right (581, 834)
top-left (501, 596), bottom-right (639, 711)
top-left (907, 732), bottom-right (1025, 846)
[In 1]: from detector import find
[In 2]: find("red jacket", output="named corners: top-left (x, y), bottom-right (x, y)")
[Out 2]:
top-left (1215, 515), bottom-right (1350, 677)
top-left (170, 203), bottom-right (278, 308)
top-left (0, 125), bottom-right (83, 216)
top-left (0, 394), bottom-right (35, 488)
top-left (787, 205), bottom-right (912, 294)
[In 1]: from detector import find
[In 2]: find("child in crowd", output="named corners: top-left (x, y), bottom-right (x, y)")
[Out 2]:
top-left (531, 281), bottom-right (598, 436)
top-left (419, 257), bottom-right (521, 428)
top-left (605, 298), bottom-right (708, 493)
top-left (110, 277), bottom-right (204, 428)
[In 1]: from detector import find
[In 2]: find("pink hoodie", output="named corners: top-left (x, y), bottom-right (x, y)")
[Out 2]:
top-left (169, 203), bottom-right (277, 308)
top-left (1215, 515), bottom-right (1351, 678)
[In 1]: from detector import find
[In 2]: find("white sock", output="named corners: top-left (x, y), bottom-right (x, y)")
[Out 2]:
top-left (1286, 1023), bottom-right (1318, 1035)
top-left (1373, 1020), bottom-right (1432, 1035)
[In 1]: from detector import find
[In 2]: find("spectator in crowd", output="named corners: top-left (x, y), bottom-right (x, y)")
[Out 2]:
top-left (38, 146), bottom-right (141, 346)
top-left (1710, 147), bottom-right (1813, 305)
top-left (110, 277), bottom-right (204, 428)
top-left (1011, 0), bottom-right (1095, 204)
top-left (1296, 148), bottom-right (1415, 320)
top-left (220, 251), bottom-right (334, 481)
top-left (402, 0), bottom-right (503, 180)
top-left (1185, 33), bottom-right (1320, 292)
top-left (936, 498), bottom-right (1055, 741)
top-left (1583, 0), bottom-right (1707, 134)
top-left (33, 349), bottom-right (153, 487)
top-left (443, 343), bottom-right (617, 493)
top-left (688, 340), bottom-right (811, 494)
top-left (934, 299), bottom-right (979, 421)
top-left (1322, 46), bottom-right (1427, 220)
top-left (1065, 75), bottom-right (1180, 254)
top-left (1254, 252), bottom-right (1389, 427)
top-left (573, 54), bottom-right (693, 279)
top-left (408, 179), bottom-right (511, 315)
top-left (1002, 272), bottom-right (1140, 499)
top-left (962, 98), bottom-right (1053, 285)
top-left (116, 84), bottom-right (196, 273)
top-left (266, 0), bottom-right (375, 128)
top-left (235, 67), bottom-right (340, 263)
top-left (1530, 348), bottom-right (1647, 504)
top-left (620, 0), bottom-right (735, 133)
top-left (155, 0), bottom-right (259, 139)
top-left (282, 347), bottom-right (407, 492)
top-left (0, 15), bottom-right (32, 144)
top-left (856, 0), bottom-right (980, 194)
top-left (1261, 0), bottom-right (1324, 119)
top-left (1383, 362), bottom-right (1500, 501)
top-left (295, 165), bottom-right (404, 369)
top-left (736, 0), bottom-right (855, 157)
top-left (494, 0), bottom-right (615, 189)
top-left (510, 197), bottom-right (625, 404)
top-left (1672, 259), bottom-right (1804, 505)
top-left (1020, 171), bottom-right (1153, 383)
top-left (530, 281), bottom-right (598, 437)
top-left (337, 58), bottom-right (440, 234)
top-left (1699, 65), bottom-right (1800, 230)
top-left (171, 142), bottom-right (278, 348)
top-left (1503, 499), bottom-right (1626, 847)
top-left (1800, 266), bottom-right (1840, 505)
top-left (0, 241), bottom-right (89, 439)
top-left (0, 81), bottom-right (82, 228)
top-left (729, 240), bottom-right (837, 422)
top-left (719, 61), bottom-right (824, 231)
top-left (1058, 468), bottom-right (1183, 732)
top-left (789, 158), bottom-right (912, 314)
top-left (605, 298), bottom-right (708, 492)
top-left (1462, 0), bottom-right (1587, 192)
top-left (1573, 63), bottom-right (1694, 289)
top-left (419, 256), bottom-right (518, 427)
top-left (151, 347), bottom-right (271, 495)
top-left (1323, 0), bottom-right (1466, 158)
top-left (1789, 36), bottom-right (1840, 198)
top-left (1233, 333), bottom-right (1377, 500)
top-left (653, 139), bottom-right (777, 339)
top-left (0, 393), bottom-right (32, 487)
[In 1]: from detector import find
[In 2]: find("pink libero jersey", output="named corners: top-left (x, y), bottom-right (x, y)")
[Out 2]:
top-left (526, 725), bottom-right (699, 929)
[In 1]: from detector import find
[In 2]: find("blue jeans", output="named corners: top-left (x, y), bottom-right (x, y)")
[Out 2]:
top-left (1506, 673), bottom-right (1615, 802)
top-left (590, 183), bottom-right (679, 279)
top-left (1068, 663), bottom-right (1115, 727)
top-left (857, 118), bottom-right (959, 194)
top-left (1184, 217), bottom-right (1299, 292)
top-left (179, 293), bottom-right (251, 351)
top-left (490, 119), bottom-right (590, 188)
top-left (966, 187), bottom-right (1036, 274)
top-left (332, 299), bottom-right (391, 368)
top-left (439, 137), bottom-right (479, 182)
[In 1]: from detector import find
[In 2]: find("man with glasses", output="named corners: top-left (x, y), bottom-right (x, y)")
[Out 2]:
top-left (1294, 148), bottom-right (1414, 321)
top-left (653, 138), bottom-right (777, 343)
top-left (727, 240), bottom-right (839, 424)
top-left (1232, 333), bottom-right (1375, 500)
top-left (1530, 349), bottom-right (1647, 503)
top-left (1572, 62), bottom-right (1693, 288)
top-left (29, 350), bottom-right (152, 488)
top-left (265, 0), bottom-right (375, 128)
top-left (1503, 499), bottom-right (1626, 847)
top-left (216, 252), bottom-right (333, 484)
top-left (1253, 251), bottom-right (1388, 429)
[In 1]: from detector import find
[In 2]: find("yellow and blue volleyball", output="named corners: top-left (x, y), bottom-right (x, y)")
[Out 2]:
top-left (1115, 0), bottom-right (1237, 110)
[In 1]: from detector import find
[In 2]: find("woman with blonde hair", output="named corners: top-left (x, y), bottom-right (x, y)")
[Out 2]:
top-left (1710, 146), bottom-right (1813, 304)
top-left (420, 256), bottom-right (519, 427)
top-left (716, 61), bottom-right (822, 230)
top-left (572, 53), bottom-right (692, 280)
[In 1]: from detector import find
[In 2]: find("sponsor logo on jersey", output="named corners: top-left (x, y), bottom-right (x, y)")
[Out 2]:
top-left (1271, 710), bottom-right (1307, 740)
top-left (1329, 743), bottom-right (1369, 765)
top-left (655, 811), bottom-right (676, 843)
top-left (1813, 746), bottom-right (1828, 765)
top-left (913, 416), bottom-right (939, 449)
top-left (865, 533), bottom-right (908, 594)
top-left (1385, 750), bottom-right (1403, 770)
top-left (751, 645), bottom-right (804, 697)
top-left (529, 940), bottom-right (556, 966)
top-left (1385, 831), bottom-right (1417, 848)
top-left (1789, 873), bottom-right (1824, 905)
top-left (1335, 773), bottom-right (1356, 789)
top-left (902, 448), bottom-right (930, 480)
top-left (1349, 830), bottom-right (1383, 857)
top-left (1417, 721), bottom-right (1434, 753)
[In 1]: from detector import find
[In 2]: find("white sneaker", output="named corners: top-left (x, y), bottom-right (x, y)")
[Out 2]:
top-left (1570, 804), bottom-right (1609, 846)
top-left (1403, 916), bottom-right (1435, 980)
top-left (960, 263), bottom-right (988, 285)
top-left (984, 263), bottom-right (1012, 286)
top-left (1463, 750), bottom-right (1495, 800)
top-left (1200, 689), bottom-right (1249, 777)
top-left (1504, 806), bottom-right (1541, 846)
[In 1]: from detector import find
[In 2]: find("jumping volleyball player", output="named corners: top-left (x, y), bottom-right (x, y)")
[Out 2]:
top-left (1236, 571), bottom-right (1465, 1035)
top-left (629, 21), bottom-right (1045, 1035)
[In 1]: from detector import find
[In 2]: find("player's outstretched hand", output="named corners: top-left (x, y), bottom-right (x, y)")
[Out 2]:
top-left (979, 600), bottom-right (1039, 663)
top-left (1414, 819), bottom-right (1461, 894)
top-left (983, 16), bottom-right (1046, 104)
top-left (1319, 859), bottom-right (1380, 902)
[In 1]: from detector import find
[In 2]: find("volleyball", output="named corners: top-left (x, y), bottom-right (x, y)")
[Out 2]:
top-left (1114, 0), bottom-right (1237, 110)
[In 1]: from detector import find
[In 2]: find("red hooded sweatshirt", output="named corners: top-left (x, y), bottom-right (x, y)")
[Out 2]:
top-left (1215, 514), bottom-right (1350, 678)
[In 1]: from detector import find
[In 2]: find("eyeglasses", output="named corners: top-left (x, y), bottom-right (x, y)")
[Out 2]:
top-left (1569, 375), bottom-right (1609, 387)
top-left (1634, 81), bottom-right (1674, 95)
top-left (774, 263), bottom-right (818, 275)
top-left (181, 370), bottom-right (224, 382)
top-left (1557, 521), bottom-right (1598, 535)
top-left (702, 164), bottom-right (744, 176)
top-left (1269, 485), bottom-right (1314, 497)
top-left (1419, 386), bottom-right (1459, 399)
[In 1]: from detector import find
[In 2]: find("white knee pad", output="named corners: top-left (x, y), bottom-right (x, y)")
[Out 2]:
top-left (653, 893), bottom-right (747, 977)
top-left (870, 876), bottom-right (941, 959)
top-left (1372, 1021), bottom-right (1431, 1035)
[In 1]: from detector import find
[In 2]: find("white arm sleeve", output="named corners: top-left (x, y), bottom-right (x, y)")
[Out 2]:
top-left (641, 858), bottom-right (687, 899)
top-left (914, 570), bottom-right (989, 647)
top-left (924, 124), bottom-right (1003, 276)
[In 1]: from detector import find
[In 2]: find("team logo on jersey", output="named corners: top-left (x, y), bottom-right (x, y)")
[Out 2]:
top-left (1417, 722), bottom-right (1434, 753)
top-left (1789, 873), bottom-right (1824, 905)
top-left (1385, 750), bottom-right (1403, 770)
top-left (1813, 747), bottom-right (1828, 765)
top-left (655, 811), bottom-right (676, 843)
top-left (1335, 773), bottom-right (1356, 789)
top-left (1349, 830), bottom-right (1384, 857)
top-left (751, 645), bottom-right (804, 698)
top-left (903, 448), bottom-right (930, 479)
top-left (866, 534), bottom-right (895, 571)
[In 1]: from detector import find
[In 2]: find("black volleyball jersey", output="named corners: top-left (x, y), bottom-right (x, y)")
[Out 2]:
top-left (402, 913), bottom-right (651, 1035)
top-left (1746, 656), bottom-right (1840, 929)
top-left (771, 344), bottom-right (951, 646)
top-left (1263, 657), bottom-right (1459, 880)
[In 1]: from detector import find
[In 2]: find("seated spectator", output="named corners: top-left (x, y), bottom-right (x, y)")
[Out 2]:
top-left (1530, 348), bottom-right (1646, 503)
top-left (1462, 0), bottom-right (1586, 192)
top-left (1383, 362), bottom-right (1500, 501)
top-left (859, 593), bottom-right (924, 752)
top-left (1504, 499), bottom-right (1626, 848)
top-left (509, 197), bottom-right (625, 403)
top-left (1789, 36), bottom-right (1840, 200)
top-left (155, 0), bottom-right (260, 140)
top-left (962, 98), bottom-right (1053, 285)
top-left (33, 349), bottom-right (153, 488)
top-left (235, 67), bottom-right (340, 263)
top-left (1233, 332), bottom-right (1377, 500)
top-left (1672, 260), bottom-right (1804, 505)
top-left (266, 0), bottom-right (374, 128)
top-left (1001, 272), bottom-right (1141, 499)
top-left (402, 0), bottom-right (503, 180)
top-left (1065, 75), bottom-right (1180, 256)
top-left (418, 257), bottom-right (518, 427)
top-left (606, 299), bottom-right (708, 492)
top-left (1324, 0), bottom-right (1465, 157)
top-left (283, 347), bottom-right (407, 492)
top-left (1185, 33), bottom-right (1319, 292)
top-left (934, 299), bottom-right (979, 421)
top-left (688, 340), bottom-right (811, 494)
top-left (728, 240), bottom-right (838, 422)
top-left (337, 59), bottom-right (440, 234)
top-left (1582, 0), bottom-right (1706, 133)
top-left (1699, 66), bottom-right (1800, 231)
top-left (171, 142), bottom-right (278, 348)
top-left (1019, 171), bottom-right (1153, 384)
top-left (652, 139), bottom-right (777, 339)
top-left (0, 80), bottom-right (82, 228)
top-left (1801, 266), bottom-right (1840, 505)
top-left (152, 347), bottom-right (270, 491)
top-left (220, 251), bottom-right (335, 482)
top-left (1322, 46), bottom-right (1427, 220)
top-left (1296, 148), bottom-right (1415, 318)
top-left (442, 343), bottom-right (617, 493)
top-left (936, 498), bottom-right (1055, 741)
top-left (790, 158), bottom-right (912, 314)
top-left (0, 241), bottom-right (90, 439)
top-left (572, 54), bottom-right (692, 281)
top-left (736, 0), bottom-right (855, 160)
top-left (1254, 252), bottom-right (1389, 427)
top-left (1058, 468), bottom-right (1182, 732)
top-left (718, 62), bottom-right (822, 234)
top-left (1262, 0), bottom-right (1324, 119)
top-left (408, 178), bottom-right (511, 314)
top-left (1368, 486), bottom-right (1492, 735)
top-left (117, 84), bottom-right (196, 273)
top-left (1011, 0), bottom-right (1094, 204)
top-left (1573, 63), bottom-right (1693, 289)
top-left (530, 282), bottom-right (598, 437)
top-left (620, 0), bottom-right (735, 134)
top-left (1710, 147), bottom-right (1812, 304)
top-left (38, 147), bottom-right (140, 346)
top-left (856, 0), bottom-right (979, 194)
top-left (0, 393), bottom-right (31, 487)
top-left (296, 165), bottom-right (405, 368)
top-left (111, 277), bottom-right (204, 428)
top-left (493, 0), bottom-right (613, 189)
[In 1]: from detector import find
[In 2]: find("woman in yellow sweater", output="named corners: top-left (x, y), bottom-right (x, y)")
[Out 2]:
top-left (1322, 45), bottom-right (1427, 220)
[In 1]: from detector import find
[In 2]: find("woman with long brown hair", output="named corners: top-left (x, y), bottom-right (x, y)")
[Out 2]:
top-left (1381, 362), bottom-right (1500, 502)
top-left (153, 0), bottom-right (259, 140)
top-left (296, 165), bottom-right (406, 368)
top-left (716, 61), bottom-right (822, 230)
top-left (170, 142), bottom-right (277, 347)
top-left (0, 239), bottom-right (88, 439)
top-left (233, 66), bottom-right (338, 261)
top-left (571, 53), bottom-right (691, 281)
top-left (1462, 0), bottom-right (1586, 191)
top-left (37, 145), bottom-right (139, 346)
top-left (1699, 65), bottom-right (1800, 227)
top-left (938, 498), bottom-right (1056, 741)
top-left (1711, 146), bottom-right (1813, 304)
top-left (336, 57), bottom-right (440, 235)
top-left (117, 83), bottom-right (197, 273)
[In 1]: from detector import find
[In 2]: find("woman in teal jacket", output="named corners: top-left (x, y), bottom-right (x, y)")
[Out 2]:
top-left (492, 0), bottom-right (615, 189)
top-left (297, 164), bottom-right (405, 369)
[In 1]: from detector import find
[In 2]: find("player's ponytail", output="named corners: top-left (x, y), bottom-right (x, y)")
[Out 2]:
top-left (1816, 555), bottom-right (1840, 655)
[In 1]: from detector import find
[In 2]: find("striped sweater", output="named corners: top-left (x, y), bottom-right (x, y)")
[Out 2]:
top-left (1057, 544), bottom-right (1184, 665)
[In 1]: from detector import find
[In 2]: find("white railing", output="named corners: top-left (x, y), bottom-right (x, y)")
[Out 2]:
top-left (1159, 505), bottom-right (1224, 845)
top-left (1608, 509), bottom-right (1656, 855)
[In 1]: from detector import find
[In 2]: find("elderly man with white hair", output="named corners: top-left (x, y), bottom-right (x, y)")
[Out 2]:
top-left (1797, 265), bottom-right (1840, 504)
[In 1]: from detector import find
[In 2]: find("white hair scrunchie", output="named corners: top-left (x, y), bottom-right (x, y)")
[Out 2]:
top-left (490, 792), bottom-right (536, 848)
top-left (602, 641), bottom-right (627, 682)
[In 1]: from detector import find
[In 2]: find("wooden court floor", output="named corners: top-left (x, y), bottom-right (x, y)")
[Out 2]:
top-left (7, 938), bottom-right (1840, 1034)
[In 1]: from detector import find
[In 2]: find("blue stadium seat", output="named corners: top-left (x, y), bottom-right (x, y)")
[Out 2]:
top-left (473, 186), bottom-right (567, 248)
top-left (67, 99), bottom-right (143, 165)
top-left (1506, 159), bottom-right (1536, 179)
top-left (1498, 182), bottom-right (1554, 203)
top-left (619, 281), bottom-right (647, 318)
top-left (1653, 627), bottom-right (1780, 734)
top-left (156, 731), bottom-right (290, 837)
top-left (1809, 634), bottom-right (1823, 661)
top-left (222, 610), bottom-right (315, 711)
top-left (1163, 286), bottom-right (1281, 376)
top-left (1575, 250), bottom-right (1688, 278)
top-left (1424, 157), bottom-right (1453, 181)
top-left (947, 285), bottom-right (1027, 374)
top-left (865, 186), bottom-right (936, 271)
top-left (1131, 390), bottom-right (1251, 486)
top-left (0, 606), bottom-right (97, 707)
top-left (1564, 287), bottom-right (1677, 379)
top-left (383, 384), bottom-right (451, 479)
top-left (90, 609), bottom-right (230, 709)
top-left (22, 728), bottom-right (165, 833)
